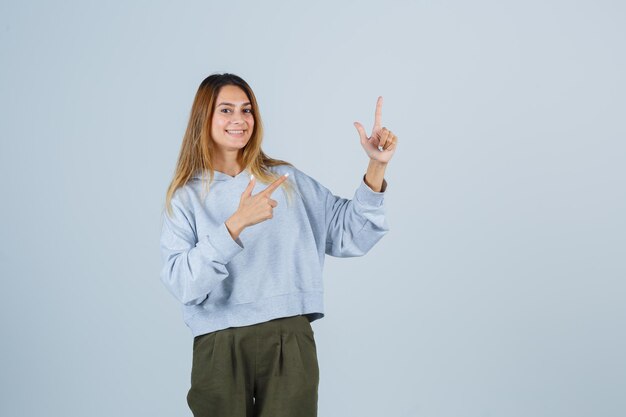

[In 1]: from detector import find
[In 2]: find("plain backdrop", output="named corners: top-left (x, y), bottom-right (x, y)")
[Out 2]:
top-left (1, 1), bottom-right (625, 416)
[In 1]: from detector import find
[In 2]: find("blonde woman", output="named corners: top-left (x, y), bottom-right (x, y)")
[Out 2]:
top-left (159, 73), bottom-right (397, 417)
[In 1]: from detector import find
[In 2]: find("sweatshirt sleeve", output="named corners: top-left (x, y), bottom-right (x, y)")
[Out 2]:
top-left (324, 174), bottom-right (390, 257)
top-left (159, 193), bottom-right (244, 306)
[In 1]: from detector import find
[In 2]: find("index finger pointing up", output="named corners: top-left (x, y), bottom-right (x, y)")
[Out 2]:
top-left (260, 173), bottom-right (289, 196)
top-left (373, 96), bottom-right (383, 131)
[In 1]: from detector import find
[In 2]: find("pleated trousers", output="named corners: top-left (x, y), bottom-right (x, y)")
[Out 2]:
top-left (187, 314), bottom-right (319, 417)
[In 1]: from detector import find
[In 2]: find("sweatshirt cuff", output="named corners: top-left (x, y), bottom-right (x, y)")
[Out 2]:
top-left (355, 174), bottom-right (387, 207)
top-left (200, 222), bottom-right (244, 263)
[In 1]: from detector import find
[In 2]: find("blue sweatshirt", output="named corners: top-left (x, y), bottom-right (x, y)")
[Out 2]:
top-left (159, 164), bottom-right (389, 337)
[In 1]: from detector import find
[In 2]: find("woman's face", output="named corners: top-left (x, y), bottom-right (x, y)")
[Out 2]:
top-left (211, 85), bottom-right (255, 153)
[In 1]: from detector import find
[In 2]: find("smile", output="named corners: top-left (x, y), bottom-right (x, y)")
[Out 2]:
top-left (226, 130), bottom-right (246, 136)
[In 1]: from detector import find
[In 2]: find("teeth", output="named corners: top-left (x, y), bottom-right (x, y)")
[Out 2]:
top-left (227, 130), bottom-right (244, 134)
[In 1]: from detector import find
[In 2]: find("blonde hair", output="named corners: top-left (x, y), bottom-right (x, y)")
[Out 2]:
top-left (164, 73), bottom-right (296, 218)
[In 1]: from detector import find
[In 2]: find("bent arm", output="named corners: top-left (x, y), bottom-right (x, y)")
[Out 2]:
top-left (325, 174), bottom-right (389, 257)
top-left (159, 198), bottom-right (244, 306)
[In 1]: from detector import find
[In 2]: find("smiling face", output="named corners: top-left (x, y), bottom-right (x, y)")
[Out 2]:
top-left (210, 84), bottom-right (255, 153)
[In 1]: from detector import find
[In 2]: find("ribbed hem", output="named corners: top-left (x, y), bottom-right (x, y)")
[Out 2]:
top-left (198, 221), bottom-right (244, 264)
top-left (185, 291), bottom-right (325, 337)
top-left (355, 175), bottom-right (387, 207)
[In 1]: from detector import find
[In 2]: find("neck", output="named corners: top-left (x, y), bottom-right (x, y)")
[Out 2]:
top-left (213, 150), bottom-right (244, 176)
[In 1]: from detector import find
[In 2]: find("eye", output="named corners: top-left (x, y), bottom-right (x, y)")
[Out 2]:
top-left (220, 108), bottom-right (231, 113)
top-left (244, 108), bottom-right (253, 114)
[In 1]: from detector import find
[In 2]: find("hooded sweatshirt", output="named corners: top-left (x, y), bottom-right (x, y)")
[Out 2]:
top-left (159, 164), bottom-right (389, 337)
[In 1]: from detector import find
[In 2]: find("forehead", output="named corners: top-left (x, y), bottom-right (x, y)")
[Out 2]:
top-left (216, 85), bottom-right (250, 104)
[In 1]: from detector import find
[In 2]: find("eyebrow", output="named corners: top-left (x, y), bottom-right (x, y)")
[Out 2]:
top-left (217, 102), bottom-right (252, 107)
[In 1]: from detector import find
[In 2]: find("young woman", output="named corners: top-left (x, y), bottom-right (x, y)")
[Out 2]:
top-left (159, 73), bottom-right (398, 417)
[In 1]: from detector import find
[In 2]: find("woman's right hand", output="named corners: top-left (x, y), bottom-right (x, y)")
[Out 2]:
top-left (225, 173), bottom-right (290, 239)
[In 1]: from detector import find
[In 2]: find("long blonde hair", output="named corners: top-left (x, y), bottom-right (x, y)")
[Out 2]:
top-left (164, 73), bottom-right (296, 218)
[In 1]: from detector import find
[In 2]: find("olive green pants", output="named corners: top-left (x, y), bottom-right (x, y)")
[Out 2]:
top-left (187, 314), bottom-right (319, 417)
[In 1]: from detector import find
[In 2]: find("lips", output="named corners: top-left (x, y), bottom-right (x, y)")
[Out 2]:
top-left (226, 129), bottom-right (246, 138)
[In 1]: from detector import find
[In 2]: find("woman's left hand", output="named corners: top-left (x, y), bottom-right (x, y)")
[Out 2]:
top-left (354, 96), bottom-right (398, 164)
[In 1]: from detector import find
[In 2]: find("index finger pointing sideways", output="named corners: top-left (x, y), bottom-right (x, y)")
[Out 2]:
top-left (260, 173), bottom-right (289, 196)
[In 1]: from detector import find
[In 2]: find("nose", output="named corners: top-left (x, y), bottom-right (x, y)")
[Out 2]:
top-left (231, 111), bottom-right (244, 124)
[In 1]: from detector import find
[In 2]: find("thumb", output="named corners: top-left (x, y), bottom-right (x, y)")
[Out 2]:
top-left (243, 174), bottom-right (256, 198)
top-left (353, 122), bottom-right (368, 144)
